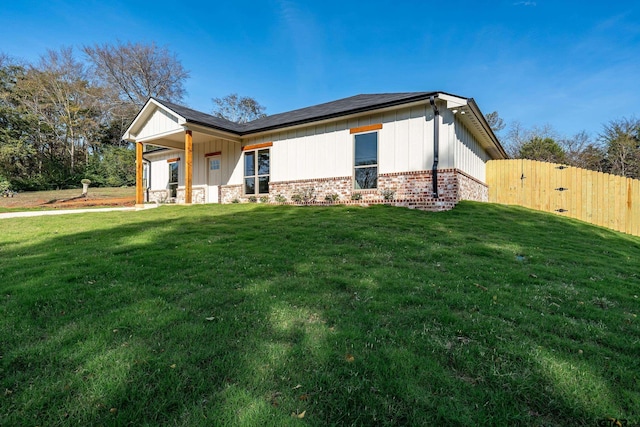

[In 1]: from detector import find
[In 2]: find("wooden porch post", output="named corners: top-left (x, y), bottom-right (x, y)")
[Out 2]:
top-left (135, 141), bottom-right (144, 206)
top-left (185, 130), bottom-right (193, 204)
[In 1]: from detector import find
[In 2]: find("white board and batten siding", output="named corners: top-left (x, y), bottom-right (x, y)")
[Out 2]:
top-left (241, 120), bottom-right (352, 183)
top-left (450, 114), bottom-right (491, 182)
top-left (190, 138), bottom-right (242, 187)
top-left (237, 103), bottom-right (493, 185)
top-left (145, 149), bottom-right (182, 191)
top-left (135, 108), bottom-right (182, 140)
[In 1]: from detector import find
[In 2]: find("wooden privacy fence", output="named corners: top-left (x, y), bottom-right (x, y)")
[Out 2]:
top-left (486, 159), bottom-right (640, 237)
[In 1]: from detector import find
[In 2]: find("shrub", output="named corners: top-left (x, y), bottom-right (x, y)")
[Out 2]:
top-left (324, 193), bottom-right (340, 203)
top-left (0, 177), bottom-right (11, 193)
top-left (259, 196), bottom-right (269, 203)
top-left (380, 189), bottom-right (395, 200)
top-left (291, 187), bottom-right (316, 203)
top-left (248, 196), bottom-right (257, 203)
top-left (274, 194), bottom-right (287, 204)
top-left (231, 198), bottom-right (240, 204)
top-left (350, 193), bottom-right (362, 201)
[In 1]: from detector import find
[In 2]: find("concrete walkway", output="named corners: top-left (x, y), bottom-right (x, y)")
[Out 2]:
top-left (0, 204), bottom-right (158, 219)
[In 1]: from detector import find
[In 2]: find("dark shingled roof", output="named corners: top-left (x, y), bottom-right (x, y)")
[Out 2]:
top-left (154, 92), bottom-right (447, 135)
top-left (152, 99), bottom-right (245, 133)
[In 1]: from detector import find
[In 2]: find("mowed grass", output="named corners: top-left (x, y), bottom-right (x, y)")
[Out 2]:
top-left (0, 202), bottom-right (638, 426)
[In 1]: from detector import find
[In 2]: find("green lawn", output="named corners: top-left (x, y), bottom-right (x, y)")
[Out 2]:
top-left (1, 202), bottom-right (638, 426)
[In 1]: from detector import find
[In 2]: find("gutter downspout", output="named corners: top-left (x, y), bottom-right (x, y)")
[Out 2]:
top-left (429, 96), bottom-right (439, 198)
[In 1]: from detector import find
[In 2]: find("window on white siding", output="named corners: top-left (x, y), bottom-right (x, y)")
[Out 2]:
top-left (244, 149), bottom-right (270, 195)
top-left (354, 132), bottom-right (378, 189)
top-left (168, 161), bottom-right (179, 198)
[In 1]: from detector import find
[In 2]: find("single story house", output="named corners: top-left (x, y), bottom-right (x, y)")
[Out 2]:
top-left (123, 92), bottom-right (507, 211)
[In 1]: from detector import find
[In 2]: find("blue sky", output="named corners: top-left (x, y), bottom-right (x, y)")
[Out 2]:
top-left (1, 1), bottom-right (639, 140)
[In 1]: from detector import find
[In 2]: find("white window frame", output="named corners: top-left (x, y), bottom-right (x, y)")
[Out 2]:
top-left (243, 148), bottom-right (270, 195)
top-left (353, 131), bottom-right (379, 190)
top-left (168, 161), bottom-right (179, 198)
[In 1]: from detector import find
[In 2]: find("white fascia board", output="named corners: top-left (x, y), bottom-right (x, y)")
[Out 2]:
top-left (437, 93), bottom-right (469, 109)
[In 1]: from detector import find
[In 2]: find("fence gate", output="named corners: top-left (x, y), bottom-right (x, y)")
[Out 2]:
top-left (486, 159), bottom-right (640, 237)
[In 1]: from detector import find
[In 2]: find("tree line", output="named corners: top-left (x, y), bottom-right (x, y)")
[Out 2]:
top-left (486, 112), bottom-right (640, 179)
top-left (0, 41), bottom-right (268, 193)
top-left (0, 42), bottom-right (190, 191)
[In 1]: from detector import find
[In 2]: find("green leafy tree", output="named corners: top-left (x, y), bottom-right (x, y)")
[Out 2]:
top-left (518, 137), bottom-right (567, 163)
top-left (0, 55), bottom-right (43, 189)
top-left (86, 145), bottom-right (135, 187)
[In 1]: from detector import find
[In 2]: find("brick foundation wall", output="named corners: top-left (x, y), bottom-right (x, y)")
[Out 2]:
top-left (148, 189), bottom-right (169, 203)
top-left (270, 177), bottom-right (353, 203)
top-left (232, 169), bottom-right (481, 211)
top-left (457, 171), bottom-right (488, 202)
top-left (171, 169), bottom-right (487, 212)
top-left (220, 184), bottom-right (243, 204)
top-left (176, 187), bottom-right (205, 204)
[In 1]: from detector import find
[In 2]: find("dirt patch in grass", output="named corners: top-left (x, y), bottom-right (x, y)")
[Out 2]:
top-left (0, 187), bottom-right (135, 210)
top-left (45, 196), bottom-right (135, 209)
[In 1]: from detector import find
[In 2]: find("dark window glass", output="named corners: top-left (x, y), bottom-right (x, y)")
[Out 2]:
top-left (355, 167), bottom-right (378, 190)
top-left (169, 162), bottom-right (179, 183)
top-left (258, 150), bottom-right (270, 175)
top-left (244, 152), bottom-right (255, 176)
top-left (169, 162), bottom-right (179, 197)
top-left (258, 176), bottom-right (269, 194)
top-left (244, 177), bottom-right (255, 195)
top-left (355, 133), bottom-right (377, 166)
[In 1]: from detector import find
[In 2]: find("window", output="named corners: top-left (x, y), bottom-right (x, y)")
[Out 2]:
top-left (168, 161), bottom-right (179, 198)
top-left (143, 163), bottom-right (149, 189)
top-left (354, 132), bottom-right (378, 189)
top-left (244, 149), bottom-right (270, 195)
top-left (210, 158), bottom-right (221, 170)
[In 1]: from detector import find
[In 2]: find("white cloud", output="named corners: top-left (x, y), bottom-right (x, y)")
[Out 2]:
top-left (513, 1), bottom-right (537, 6)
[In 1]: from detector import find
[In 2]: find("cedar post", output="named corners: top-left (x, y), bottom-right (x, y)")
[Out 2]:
top-left (135, 141), bottom-right (144, 206)
top-left (185, 129), bottom-right (193, 204)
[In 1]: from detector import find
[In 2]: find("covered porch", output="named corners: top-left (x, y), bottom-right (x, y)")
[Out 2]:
top-left (123, 99), bottom-right (243, 206)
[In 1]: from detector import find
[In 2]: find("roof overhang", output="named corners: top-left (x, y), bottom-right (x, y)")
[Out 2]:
top-left (439, 94), bottom-right (508, 159)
